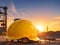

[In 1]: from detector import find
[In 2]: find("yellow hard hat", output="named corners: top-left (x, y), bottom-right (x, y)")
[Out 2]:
top-left (8, 20), bottom-right (39, 41)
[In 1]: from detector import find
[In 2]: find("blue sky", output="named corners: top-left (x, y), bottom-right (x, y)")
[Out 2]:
top-left (0, 0), bottom-right (60, 14)
top-left (0, 0), bottom-right (60, 31)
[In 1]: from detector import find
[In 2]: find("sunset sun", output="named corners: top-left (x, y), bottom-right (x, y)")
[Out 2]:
top-left (36, 24), bottom-right (44, 32)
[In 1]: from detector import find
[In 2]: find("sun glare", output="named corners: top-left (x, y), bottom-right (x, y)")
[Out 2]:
top-left (36, 24), bottom-right (44, 32)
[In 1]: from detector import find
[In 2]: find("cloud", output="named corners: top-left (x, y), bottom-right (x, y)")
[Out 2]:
top-left (7, 2), bottom-right (17, 27)
top-left (8, 2), bottom-right (17, 14)
top-left (19, 10), bottom-right (32, 19)
top-left (47, 16), bottom-right (60, 31)
top-left (55, 16), bottom-right (60, 20)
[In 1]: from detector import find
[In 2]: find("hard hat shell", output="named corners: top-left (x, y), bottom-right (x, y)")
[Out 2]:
top-left (8, 20), bottom-right (39, 41)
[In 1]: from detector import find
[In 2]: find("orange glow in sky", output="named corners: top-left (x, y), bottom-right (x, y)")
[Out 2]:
top-left (36, 24), bottom-right (44, 32)
top-left (34, 24), bottom-right (45, 32)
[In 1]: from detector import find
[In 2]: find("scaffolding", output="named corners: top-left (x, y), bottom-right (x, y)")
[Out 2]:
top-left (0, 6), bottom-right (8, 35)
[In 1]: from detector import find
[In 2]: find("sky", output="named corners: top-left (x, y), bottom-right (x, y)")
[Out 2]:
top-left (0, 0), bottom-right (60, 32)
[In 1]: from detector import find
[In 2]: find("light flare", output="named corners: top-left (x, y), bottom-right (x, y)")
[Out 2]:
top-left (35, 24), bottom-right (44, 32)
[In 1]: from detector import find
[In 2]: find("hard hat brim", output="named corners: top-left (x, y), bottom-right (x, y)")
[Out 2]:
top-left (29, 37), bottom-right (40, 41)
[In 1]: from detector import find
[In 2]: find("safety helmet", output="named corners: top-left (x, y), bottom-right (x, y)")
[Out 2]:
top-left (7, 20), bottom-right (39, 41)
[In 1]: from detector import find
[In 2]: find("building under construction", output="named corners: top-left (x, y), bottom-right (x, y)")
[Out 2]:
top-left (0, 6), bottom-right (7, 35)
